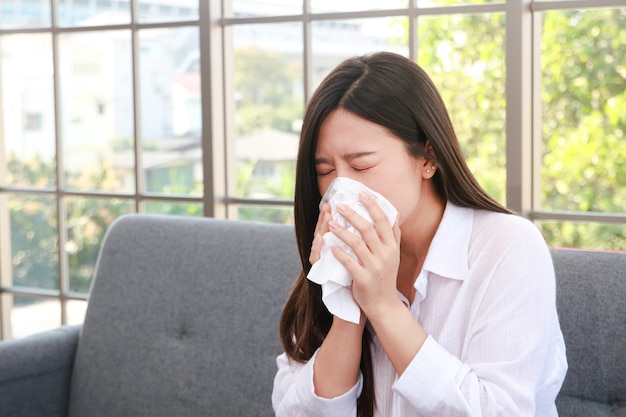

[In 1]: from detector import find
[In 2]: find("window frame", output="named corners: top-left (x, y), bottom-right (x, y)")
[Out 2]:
top-left (0, 0), bottom-right (625, 339)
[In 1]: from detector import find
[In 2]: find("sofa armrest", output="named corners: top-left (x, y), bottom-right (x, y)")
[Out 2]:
top-left (0, 324), bottom-right (81, 417)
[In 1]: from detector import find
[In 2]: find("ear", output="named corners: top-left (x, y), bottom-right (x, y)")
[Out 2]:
top-left (421, 158), bottom-right (437, 179)
top-left (424, 140), bottom-right (437, 160)
top-left (421, 141), bottom-right (438, 179)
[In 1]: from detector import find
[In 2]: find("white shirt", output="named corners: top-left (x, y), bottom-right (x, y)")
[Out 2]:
top-left (272, 203), bottom-right (568, 417)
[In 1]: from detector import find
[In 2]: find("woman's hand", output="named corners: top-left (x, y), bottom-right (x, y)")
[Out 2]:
top-left (309, 204), bottom-right (368, 398)
top-left (309, 202), bottom-right (332, 265)
top-left (328, 193), bottom-right (427, 377)
top-left (329, 192), bottom-right (402, 318)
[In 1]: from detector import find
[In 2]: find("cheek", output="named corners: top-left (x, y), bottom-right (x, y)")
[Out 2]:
top-left (386, 178), bottom-right (421, 220)
top-left (317, 176), bottom-right (333, 197)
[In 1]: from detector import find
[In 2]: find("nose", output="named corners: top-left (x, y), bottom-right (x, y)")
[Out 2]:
top-left (334, 165), bottom-right (354, 180)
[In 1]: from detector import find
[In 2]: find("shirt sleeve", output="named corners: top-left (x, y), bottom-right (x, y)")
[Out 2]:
top-left (393, 219), bottom-right (567, 416)
top-left (272, 350), bottom-right (363, 417)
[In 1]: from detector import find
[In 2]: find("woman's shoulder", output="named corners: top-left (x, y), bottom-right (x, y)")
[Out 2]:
top-left (470, 207), bottom-right (549, 253)
top-left (458, 208), bottom-right (555, 286)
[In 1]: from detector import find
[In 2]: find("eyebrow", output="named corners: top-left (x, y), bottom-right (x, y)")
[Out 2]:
top-left (315, 151), bottom-right (377, 165)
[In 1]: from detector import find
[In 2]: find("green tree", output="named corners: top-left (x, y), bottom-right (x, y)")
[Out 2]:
top-left (234, 46), bottom-right (303, 136)
top-left (540, 8), bottom-right (626, 249)
top-left (417, 13), bottom-right (507, 204)
top-left (236, 159), bottom-right (295, 224)
top-left (6, 138), bottom-right (210, 296)
top-left (9, 194), bottom-right (58, 291)
top-left (64, 196), bottom-right (134, 293)
top-left (7, 152), bottom-right (56, 187)
top-left (7, 157), bottom-right (133, 297)
top-left (6, 7), bottom-right (626, 299)
top-left (394, 7), bottom-right (626, 249)
top-left (232, 46), bottom-right (302, 224)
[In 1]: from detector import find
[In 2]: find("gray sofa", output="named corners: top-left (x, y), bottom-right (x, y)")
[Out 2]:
top-left (0, 214), bottom-right (624, 417)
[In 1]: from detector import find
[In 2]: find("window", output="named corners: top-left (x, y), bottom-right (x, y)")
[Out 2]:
top-left (23, 113), bottom-right (43, 130)
top-left (534, 5), bottom-right (626, 249)
top-left (1, 0), bottom-right (625, 340)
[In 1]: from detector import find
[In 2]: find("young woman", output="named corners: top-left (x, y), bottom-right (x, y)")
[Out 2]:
top-left (272, 51), bottom-right (567, 417)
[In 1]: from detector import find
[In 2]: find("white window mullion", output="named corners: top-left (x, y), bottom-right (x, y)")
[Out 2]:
top-left (199, 0), bottom-right (226, 218)
top-left (303, 0), bottom-right (313, 102)
top-left (505, 0), bottom-right (533, 215)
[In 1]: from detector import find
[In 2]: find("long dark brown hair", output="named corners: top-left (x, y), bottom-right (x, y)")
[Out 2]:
top-left (279, 51), bottom-right (514, 417)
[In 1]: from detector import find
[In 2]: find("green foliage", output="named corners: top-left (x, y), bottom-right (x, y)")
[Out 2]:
top-left (64, 197), bottom-right (135, 293)
top-left (146, 165), bottom-right (201, 195)
top-left (540, 8), bottom-right (626, 249)
top-left (393, 9), bottom-right (626, 249)
top-left (232, 46), bottom-right (300, 222)
top-left (8, 159), bottom-right (132, 296)
top-left (7, 152), bottom-right (56, 187)
top-left (7, 153), bottom-right (206, 297)
top-left (9, 194), bottom-right (58, 291)
top-left (237, 205), bottom-right (294, 224)
top-left (5, 7), bottom-right (626, 300)
top-left (236, 159), bottom-right (295, 224)
top-left (417, 13), bottom-right (507, 205)
top-left (234, 46), bottom-right (304, 136)
top-left (235, 129), bottom-right (296, 223)
top-left (143, 200), bottom-right (203, 217)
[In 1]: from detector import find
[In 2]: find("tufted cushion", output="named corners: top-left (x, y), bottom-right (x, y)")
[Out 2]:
top-left (552, 249), bottom-right (626, 417)
top-left (68, 215), bottom-right (300, 417)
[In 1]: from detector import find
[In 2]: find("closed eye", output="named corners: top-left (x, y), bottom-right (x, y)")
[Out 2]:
top-left (317, 169), bottom-right (335, 176)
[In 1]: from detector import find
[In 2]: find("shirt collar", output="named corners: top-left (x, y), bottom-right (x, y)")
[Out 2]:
top-left (421, 202), bottom-right (472, 281)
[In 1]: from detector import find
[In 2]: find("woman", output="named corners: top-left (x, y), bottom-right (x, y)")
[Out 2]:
top-left (272, 51), bottom-right (567, 417)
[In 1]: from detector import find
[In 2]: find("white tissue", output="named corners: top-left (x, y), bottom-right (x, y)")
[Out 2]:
top-left (307, 177), bottom-right (398, 324)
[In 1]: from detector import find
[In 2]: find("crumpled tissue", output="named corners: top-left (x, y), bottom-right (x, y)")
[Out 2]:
top-left (307, 177), bottom-right (398, 324)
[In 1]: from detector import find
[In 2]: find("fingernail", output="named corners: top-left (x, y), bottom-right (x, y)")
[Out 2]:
top-left (337, 204), bottom-right (347, 213)
top-left (329, 220), bottom-right (338, 230)
top-left (360, 191), bottom-right (371, 200)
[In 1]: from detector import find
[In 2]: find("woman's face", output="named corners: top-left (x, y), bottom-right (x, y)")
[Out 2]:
top-left (315, 109), bottom-right (427, 225)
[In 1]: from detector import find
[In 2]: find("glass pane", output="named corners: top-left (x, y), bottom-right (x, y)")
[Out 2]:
top-left (0, 0), bottom-right (51, 29)
top-left (234, 204), bottom-right (294, 225)
top-left (540, 8), bottom-right (626, 214)
top-left (418, 0), bottom-right (500, 6)
top-left (138, 0), bottom-right (198, 23)
top-left (1, 34), bottom-right (56, 188)
top-left (57, 0), bottom-right (130, 27)
top-left (312, 0), bottom-right (408, 13)
top-left (311, 17), bottom-right (409, 89)
top-left (236, 130), bottom-right (297, 199)
top-left (143, 199), bottom-right (203, 216)
top-left (66, 299), bottom-right (88, 326)
top-left (10, 295), bottom-right (61, 340)
top-left (65, 197), bottom-right (135, 294)
top-left (58, 30), bottom-right (135, 193)
top-left (9, 193), bottom-right (58, 290)
top-left (540, 221), bottom-right (626, 251)
top-left (418, 13), bottom-right (506, 204)
top-left (230, 0), bottom-right (302, 17)
top-left (232, 23), bottom-right (304, 199)
top-left (138, 27), bottom-right (202, 196)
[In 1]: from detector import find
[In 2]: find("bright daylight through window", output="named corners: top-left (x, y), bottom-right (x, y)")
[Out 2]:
top-left (0, 0), bottom-right (625, 340)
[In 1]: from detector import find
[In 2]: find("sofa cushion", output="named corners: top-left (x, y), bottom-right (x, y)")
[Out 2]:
top-left (552, 249), bottom-right (626, 416)
top-left (0, 325), bottom-right (80, 417)
top-left (68, 215), bottom-right (300, 417)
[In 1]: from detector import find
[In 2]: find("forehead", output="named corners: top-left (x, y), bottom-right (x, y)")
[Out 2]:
top-left (316, 110), bottom-right (398, 155)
